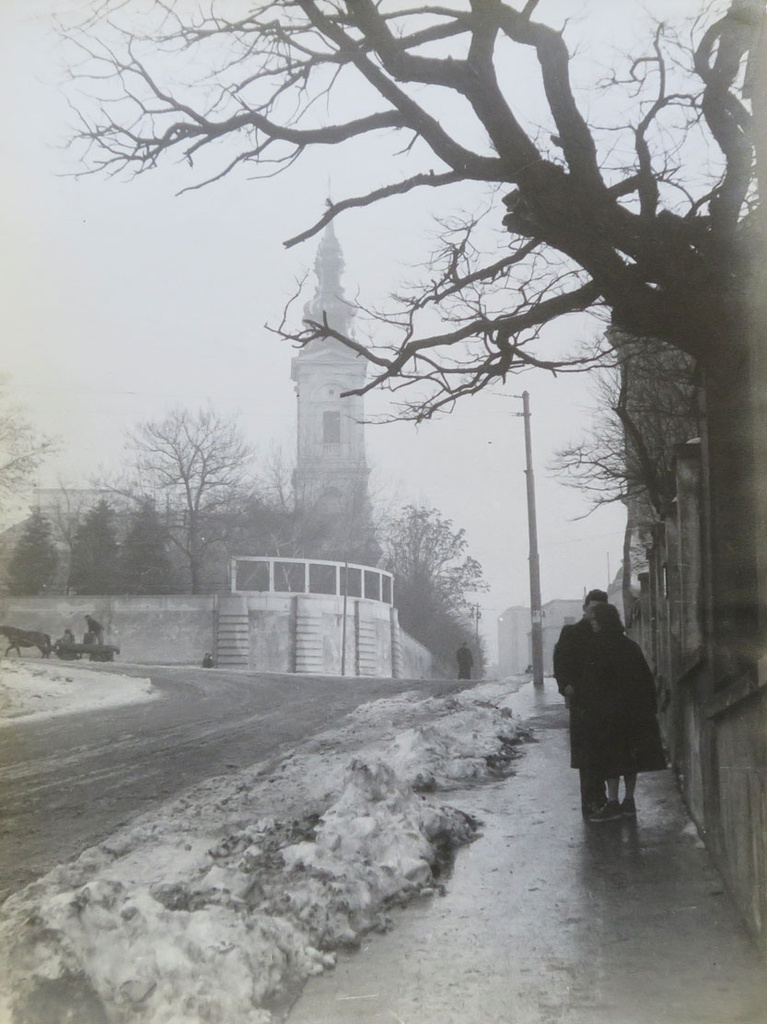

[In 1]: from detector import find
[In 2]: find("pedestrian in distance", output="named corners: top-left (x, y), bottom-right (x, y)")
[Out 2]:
top-left (84, 615), bottom-right (104, 645)
top-left (456, 641), bottom-right (473, 680)
top-left (553, 588), bottom-right (609, 816)
top-left (581, 602), bottom-right (667, 822)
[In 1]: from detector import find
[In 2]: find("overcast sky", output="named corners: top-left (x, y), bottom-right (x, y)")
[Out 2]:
top-left (2, 1), bottom-right (696, 658)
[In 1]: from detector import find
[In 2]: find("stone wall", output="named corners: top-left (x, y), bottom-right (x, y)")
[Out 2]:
top-left (713, 687), bottom-right (767, 941)
top-left (628, 441), bottom-right (767, 948)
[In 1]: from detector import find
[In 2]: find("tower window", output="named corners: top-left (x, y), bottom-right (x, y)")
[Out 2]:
top-left (323, 410), bottom-right (341, 444)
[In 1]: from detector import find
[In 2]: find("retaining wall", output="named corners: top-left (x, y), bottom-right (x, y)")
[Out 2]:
top-left (0, 594), bottom-right (438, 679)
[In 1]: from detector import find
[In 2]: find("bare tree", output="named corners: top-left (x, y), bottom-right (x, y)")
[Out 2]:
top-left (122, 407), bottom-right (256, 593)
top-left (553, 339), bottom-right (700, 521)
top-left (553, 336), bottom-right (700, 613)
top-left (0, 382), bottom-right (57, 512)
top-left (63, 2), bottom-right (767, 670)
top-left (381, 504), bottom-right (486, 665)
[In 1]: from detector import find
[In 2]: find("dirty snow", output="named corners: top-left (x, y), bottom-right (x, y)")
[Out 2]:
top-left (0, 661), bottom-right (156, 725)
top-left (0, 676), bottom-right (527, 1024)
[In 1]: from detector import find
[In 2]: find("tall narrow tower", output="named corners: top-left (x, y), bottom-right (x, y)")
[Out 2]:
top-left (291, 224), bottom-right (379, 565)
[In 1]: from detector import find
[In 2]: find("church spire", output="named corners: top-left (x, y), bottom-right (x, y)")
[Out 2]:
top-left (303, 221), bottom-right (354, 339)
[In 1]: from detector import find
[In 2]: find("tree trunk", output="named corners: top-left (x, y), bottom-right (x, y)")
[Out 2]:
top-left (188, 515), bottom-right (203, 595)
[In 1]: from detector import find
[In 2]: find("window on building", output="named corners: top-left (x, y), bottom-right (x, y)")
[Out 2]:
top-left (323, 410), bottom-right (341, 444)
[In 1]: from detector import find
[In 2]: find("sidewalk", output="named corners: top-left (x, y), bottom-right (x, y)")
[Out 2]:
top-left (286, 679), bottom-right (767, 1024)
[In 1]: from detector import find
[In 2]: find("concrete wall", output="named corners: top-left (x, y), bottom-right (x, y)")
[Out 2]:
top-left (247, 595), bottom-right (295, 672)
top-left (0, 595), bottom-right (215, 664)
top-left (0, 593), bottom-right (436, 680)
top-left (398, 629), bottom-right (439, 680)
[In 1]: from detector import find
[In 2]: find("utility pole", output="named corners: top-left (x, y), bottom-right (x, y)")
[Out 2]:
top-left (519, 392), bottom-right (544, 688)
top-left (340, 559), bottom-right (349, 676)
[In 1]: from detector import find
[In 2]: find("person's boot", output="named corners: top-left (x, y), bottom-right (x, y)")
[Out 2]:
top-left (620, 797), bottom-right (637, 817)
top-left (588, 800), bottom-right (622, 822)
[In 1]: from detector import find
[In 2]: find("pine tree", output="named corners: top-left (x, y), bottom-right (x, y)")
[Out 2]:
top-left (6, 509), bottom-right (58, 596)
top-left (118, 500), bottom-right (172, 594)
top-left (69, 499), bottom-right (120, 595)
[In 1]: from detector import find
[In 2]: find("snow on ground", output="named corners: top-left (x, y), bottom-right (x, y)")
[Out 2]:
top-left (0, 676), bottom-right (528, 1024)
top-left (0, 660), bottom-right (156, 725)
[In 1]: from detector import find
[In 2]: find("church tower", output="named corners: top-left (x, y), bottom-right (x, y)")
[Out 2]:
top-left (291, 224), bottom-right (379, 565)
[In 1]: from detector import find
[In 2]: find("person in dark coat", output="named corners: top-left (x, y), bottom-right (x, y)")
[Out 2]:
top-left (581, 602), bottom-right (667, 821)
top-left (85, 615), bottom-right (104, 645)
top-left (456, 642), bottom-right (473, 680)
top-left (553, 588), bottom-right (609, 815)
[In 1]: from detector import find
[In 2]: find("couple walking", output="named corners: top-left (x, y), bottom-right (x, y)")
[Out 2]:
top-left (553, 589), bottom-right (666, 822)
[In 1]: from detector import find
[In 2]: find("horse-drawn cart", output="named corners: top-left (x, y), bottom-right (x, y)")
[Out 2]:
top-left (53, 642), bottom-right (121, 663)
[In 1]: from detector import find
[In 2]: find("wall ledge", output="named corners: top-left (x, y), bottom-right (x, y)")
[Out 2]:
top-left (706, 671), bottom-right (767, 719)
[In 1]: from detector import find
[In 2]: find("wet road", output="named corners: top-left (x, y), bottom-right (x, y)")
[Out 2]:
top-left (0, 664), bottom-right (463, 901)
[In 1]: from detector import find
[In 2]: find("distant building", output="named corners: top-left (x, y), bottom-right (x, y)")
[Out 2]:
top-left (499, 599), bottom-right (589, 677)
top-left (290, 224), bottom-right (380, 566)
top-left (541, 598), bottom-right (584, 672)
top-left (497, 606), bottom-right (530, 676)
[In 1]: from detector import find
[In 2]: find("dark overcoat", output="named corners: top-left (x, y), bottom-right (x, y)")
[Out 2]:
top-left (553, 618), bottom-right (594, 770)
top-left (580, 631), bottom-right (667, 778)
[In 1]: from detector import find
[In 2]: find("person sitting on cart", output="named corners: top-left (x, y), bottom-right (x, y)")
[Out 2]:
top-left (55, 629), bottom-right (79, 660)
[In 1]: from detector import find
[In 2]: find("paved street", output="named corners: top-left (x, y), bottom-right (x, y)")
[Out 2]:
top-left (0, 664), bottom-right (463, 901)
top-left (288, 680), bottom-right (767, 1024)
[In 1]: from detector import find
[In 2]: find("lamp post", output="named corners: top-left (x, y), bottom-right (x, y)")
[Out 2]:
top-left (516, 391), bottom-right (544, 688)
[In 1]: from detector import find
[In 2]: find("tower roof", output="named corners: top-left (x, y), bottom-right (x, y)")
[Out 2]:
top-left (302, 222), bottom-right (355, 346)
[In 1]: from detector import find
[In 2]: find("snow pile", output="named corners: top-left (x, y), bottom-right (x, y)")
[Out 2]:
top-left (0, 661), bottom-right (155, 724)
top-left (387, 699), bottom-right (519, 790)
top-left (0, 682), bottom-right (523, 1024)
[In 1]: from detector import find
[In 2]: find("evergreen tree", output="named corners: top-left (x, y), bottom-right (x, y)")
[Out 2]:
top-left (69, 499), bottom-right (119, 595)
top-left (118, 500), bottom-right (172, 594)
top-left (6, 509), bottom-right (58, 596)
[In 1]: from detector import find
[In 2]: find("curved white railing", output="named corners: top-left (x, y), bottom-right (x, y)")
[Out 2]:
top-left (230, 556), bottom-right (394, 604)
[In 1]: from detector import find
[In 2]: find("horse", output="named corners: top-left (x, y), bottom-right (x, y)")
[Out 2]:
top-left (0, 626), bottom-right (52, 658)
